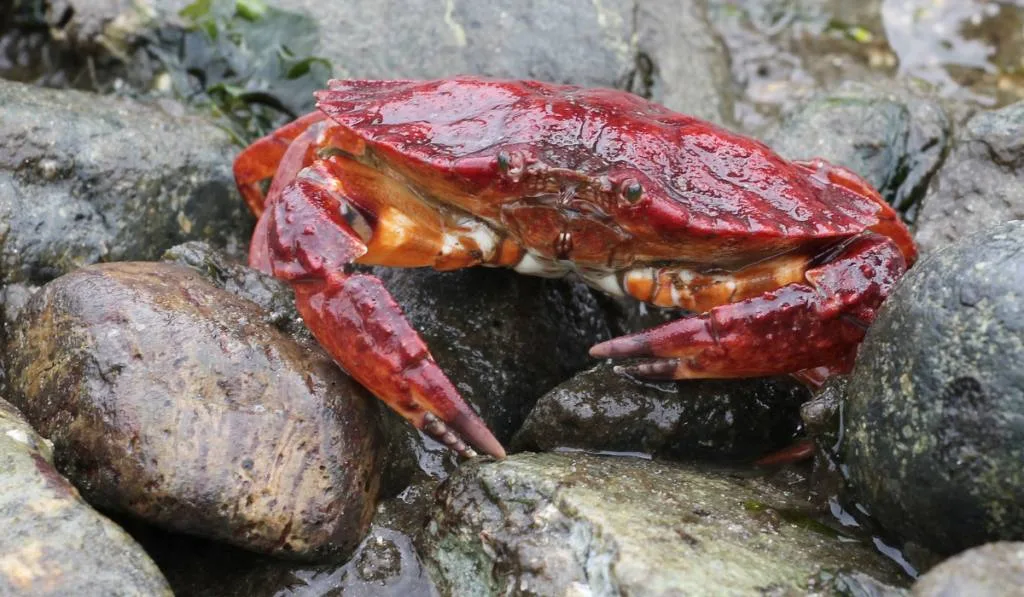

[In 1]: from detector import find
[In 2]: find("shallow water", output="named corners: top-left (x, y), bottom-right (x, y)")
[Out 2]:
top-left (707, 0), bottom-right (1024, 129)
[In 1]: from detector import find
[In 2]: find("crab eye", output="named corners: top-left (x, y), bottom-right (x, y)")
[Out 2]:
top-left (497, 151), bottom-right (511, 172)
top-left (622, 180), bottom-right (643, 203)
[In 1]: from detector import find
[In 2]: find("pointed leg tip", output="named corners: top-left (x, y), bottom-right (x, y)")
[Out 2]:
top-left (589, 336), bottom-right (652, 359)
top-left (422, 411), bottom-right (507, 460)
top-left (453, 412), bottom-right (506, 459)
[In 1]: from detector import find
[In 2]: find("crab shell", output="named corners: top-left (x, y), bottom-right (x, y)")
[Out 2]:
top-left (313, 78), bottom-right (915, 275)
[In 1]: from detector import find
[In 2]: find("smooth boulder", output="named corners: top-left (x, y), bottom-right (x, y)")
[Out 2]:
top-left (4, 262), bottom-right (383, 561)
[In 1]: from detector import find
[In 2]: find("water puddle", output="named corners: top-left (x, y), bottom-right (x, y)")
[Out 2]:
top-left (707, 0), bottom-right (1024, 130)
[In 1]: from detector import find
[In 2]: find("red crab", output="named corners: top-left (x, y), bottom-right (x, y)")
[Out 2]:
top-left (233, 77), bottom-right (917, 460)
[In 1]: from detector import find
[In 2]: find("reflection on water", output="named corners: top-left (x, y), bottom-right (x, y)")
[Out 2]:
top-left (708, 0), bottom-right (1024, 129)
top-left (883, 0), bottom-right (1024, 105)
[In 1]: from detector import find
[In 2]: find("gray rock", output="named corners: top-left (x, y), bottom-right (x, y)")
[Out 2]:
top-left (376, 266), bottom-right (613, 452)
top-left (3, 262), bottom-right (383, 561)
top-left (277, 526), bottom-right (440, 597)
top-left (512, 363), bottom-right (808, 461)
top-left (631, 0), bottom-right (733, 123)
top-left (163, 241), bottom-right (312, 342)
top-left (422, 452), bottom-right (906, 596)
top-left (0, 79), bottom-right (251, 286)
top-left (843, 221), bottom-right (1024, 556)
top-left (912, 542), bottom-right (1024, 597)
top-left (0, 397), bottom-right (172, 596)
top-left (769, 82), bottom-right (950, 217)
top-left (210, 0), bottom-right (731, 124)
top-left (816, 571), bottom-right (910, 597)
top-left (915, 101), bottom-right (1024, 254)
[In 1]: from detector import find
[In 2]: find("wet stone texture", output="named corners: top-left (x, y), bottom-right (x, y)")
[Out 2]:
top-left (0, 397), bottom-right (172, 596)
top-left (375, 266), bottom-right (613, 453)
top-left (912, 542), bottom-right (1024, 597)
top-left (0, 79), bottom-right (251, 287)
top-left (843, 221), bottom-right (1024, 557)
top-left (3, 262), bottom-right (383, 561)
top-left (914, 100), bottom-right (1024, 254)
top-left (512, 363), bottom-right (809, 461)
top-left (768, 82), bottom-right (950, 218)
top-left (422, 452), bottom-right (906, 596)
top-left (118, 464), bottom-right (443, 597)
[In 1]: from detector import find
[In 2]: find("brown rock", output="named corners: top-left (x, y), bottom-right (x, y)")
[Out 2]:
top-left (4, 262), bottom-right (383, 561)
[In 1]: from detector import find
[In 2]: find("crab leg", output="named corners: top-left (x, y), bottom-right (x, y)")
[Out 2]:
top-left (254, 159), bottom-right (506, 459)
top-left (590, 233), bottom-right (906, 379)
top-left (233, 111), bottom-right (329, 216)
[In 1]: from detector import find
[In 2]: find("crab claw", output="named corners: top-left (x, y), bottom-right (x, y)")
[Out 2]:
top-left (590, 233), bottom-right (905, 381)
top-left (293, 274), bottom-right (506, 460)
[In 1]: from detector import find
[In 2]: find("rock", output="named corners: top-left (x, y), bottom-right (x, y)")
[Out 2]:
top-left (422, 452), bottom-right (906, 596)
top-left (281, 0), bottom-right (633, 88)
top-left (769, 82), bottom-right (950, 216)
top-left (376, 267), bottom-right (613, 453)
top-left (631, 0), bottom-right (733, 123)
top-left (0, 79), bottom-right (251, 286)
top-left (912, 542), bottom-right (1024, 597)
top-left (278, 526), bottom-right (440, 597)
top-left (842, 221), bottom-right (1024, 556)
top-left (198, 0), bottom-right (732, 124)
top-left (512, 363), bottom-right (809, 461)
top-left (124, 468), bottom-right (443, 596)
top-left (129, 524), bottom-right (438, 597)
top-left (3, 262), bottom-right (383, 561)
top-left (0, 397), bottom-right (172, 596)
top-left (822, 572), bottom-right (910, 597)
top-left (162, 241), bottom-right (312, 342)
top-left (915, 101), bottom-right (1024, 254)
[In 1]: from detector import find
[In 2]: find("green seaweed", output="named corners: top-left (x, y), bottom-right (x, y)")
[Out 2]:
top-left (153, 0), bottom-right (332, 145)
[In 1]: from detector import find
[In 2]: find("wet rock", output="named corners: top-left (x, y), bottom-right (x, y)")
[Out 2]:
top-left (0, 0), bottom-right (161, 90)
top-left (631, 0), bottom-right (733, 123)
top-left (39, 0), bottom-right (157, 56)
top-left (276, 527), bottom-right (440, 597)
top-left (278, 0), bottom-right (633, 88)
top-left (912, 542), bottom-right (1024, 597)
top-left (843, 221), bottom-right (1024, 556)
top-left (163, 241), bottom-right (311, 342)
top-left (264, 0), bottom-right (732, 124)
top-left (915, 101), bottom-right (1024, 254)
top-left (822, 572), bottom-right (910, 597)
top-left (0, 79), bottom-right (251, 286)
top-left (125, 473), bottom-right (442, 596)
top-left (512, 363), bottom-right (809, 461)
top-left (422, 452), bottom-right (906, 596)
top-left (377, 267), bottom-right (612, 452)
top-left (769, 82), bottom-right (950, 217)
top-left (0, 281), bottom-right (37, 350)
top-left (0, 397), bottom-right (172, 596)
top-left (130, 524), bottom-right (437, 597)
top-left (3, 262), bottom-right (382, 561)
